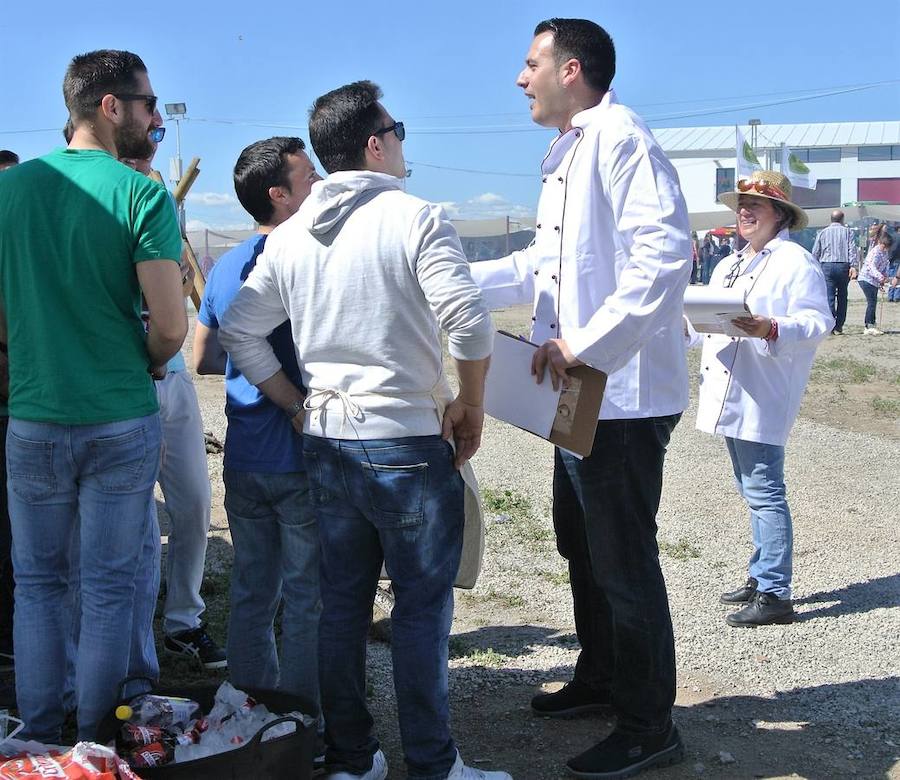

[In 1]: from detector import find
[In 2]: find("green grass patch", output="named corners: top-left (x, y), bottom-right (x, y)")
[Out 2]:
top-left (540, 570), bottom-right (570, 586)
top-left (450, 645), bottom-right (512, 667)
top-left (482, 487), bottom-right (533, 518)
top-left (812, 357), bottom-right (877, 384)
top-left (872, 396), bottom-right (900, 416)
top-left (658, 538), bottom-right (701, 560)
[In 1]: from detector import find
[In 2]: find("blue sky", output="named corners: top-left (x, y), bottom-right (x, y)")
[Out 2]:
top-left (2, 0), bottom-right (898, 230)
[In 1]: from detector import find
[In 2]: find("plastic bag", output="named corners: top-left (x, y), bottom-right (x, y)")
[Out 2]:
top-left (0, 741), bottom-right (140, 779)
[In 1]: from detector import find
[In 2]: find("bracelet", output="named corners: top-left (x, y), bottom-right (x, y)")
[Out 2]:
top-left (764, 318), bottom-right (778, 342)
top-left (285, 399), bottom-right (304, 420)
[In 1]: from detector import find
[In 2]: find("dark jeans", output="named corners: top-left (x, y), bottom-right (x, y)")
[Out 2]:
top-left (553, 414), bottom-right (680, 733)
top-left (821, 262), bottom-right (851, 330)
top-left (858, 279), bottom-right (879, 327)
top-left (0, 416), bottom-right (12, 652)
top-left (303, 435), bottom-right (463, 780)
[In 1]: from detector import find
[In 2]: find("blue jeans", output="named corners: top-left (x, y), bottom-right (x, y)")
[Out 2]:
top-left (725, 438), bottom-right (792, 599)
top-left (223, 469), bottom-right (320, 703)
top-left (7, 414), bottom-right (162, 742)
top-left (820, 262), bottom-right (851, 331)
top-left (303, 435), bottom-right (463, 780)
top-left (858, 279), bottom-right (880, 326)
top-left (553, 415), bottom-right (680, 733)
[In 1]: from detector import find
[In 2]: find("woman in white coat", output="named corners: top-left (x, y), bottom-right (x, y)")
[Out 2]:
top-left (691, 171), bottom-right (833, 627)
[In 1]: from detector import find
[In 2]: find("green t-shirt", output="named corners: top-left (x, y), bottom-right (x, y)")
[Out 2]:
top-left (0, 148), bottom-right (183, 424)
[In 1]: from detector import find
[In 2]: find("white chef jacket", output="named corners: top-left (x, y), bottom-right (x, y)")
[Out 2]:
top-left (693, 230), bottom-right (833, 446)
top-left (470, 90), bottom-right (692, 420)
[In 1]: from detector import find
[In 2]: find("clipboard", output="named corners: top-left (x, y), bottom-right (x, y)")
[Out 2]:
top-left (484, 331), bottom-right (607, 457)
top-left (683, 287), bottom-right (753, 337)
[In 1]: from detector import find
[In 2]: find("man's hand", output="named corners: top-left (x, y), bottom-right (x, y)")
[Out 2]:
top-left (441, 398), bottom-right (484, 469)
top-left (849, 267), bottom-right (859, 280)
top-left (289, 408), bottom-right (305, 435)
top-left (531, 338), bottom-right (582, 391)
top-left (732, 315), bottom-right (772, 338)
top-left (149, 364), bottom-right (167, 381)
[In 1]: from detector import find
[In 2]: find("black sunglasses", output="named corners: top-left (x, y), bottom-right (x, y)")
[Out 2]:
top-left (373, 121), bottom-right (405, 142)
top-left (97, 93), bottom-right (158, 114)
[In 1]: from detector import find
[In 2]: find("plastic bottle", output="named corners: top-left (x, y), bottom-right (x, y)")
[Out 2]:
top-left (115, 694), bottom-right (201, 731)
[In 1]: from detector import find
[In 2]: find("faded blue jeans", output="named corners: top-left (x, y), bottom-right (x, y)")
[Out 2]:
top-left (303, 435), bottom-right (463, 780)
top-left (7, 413), bottom-right (161, 742)
top-left (725, 437), bottom-right (793, 599)
top-left (223, 469), bottom-right (320, 703)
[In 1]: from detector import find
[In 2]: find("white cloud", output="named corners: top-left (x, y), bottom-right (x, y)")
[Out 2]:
top-left (440, 193), bottom-right (534, 221)
top-left (471, 192), bottom-right (505, 205)
top-left (186, 191), bottom-right (238, 207)
top-left (185, 218), bottom-right (255, 233)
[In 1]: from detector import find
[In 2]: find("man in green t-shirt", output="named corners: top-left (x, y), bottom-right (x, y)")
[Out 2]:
top-left (0, 48), bottom-right (186, 743)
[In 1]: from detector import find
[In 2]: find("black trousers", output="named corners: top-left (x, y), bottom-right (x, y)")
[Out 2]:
top-left (553, 414), bottom-right (680, 732)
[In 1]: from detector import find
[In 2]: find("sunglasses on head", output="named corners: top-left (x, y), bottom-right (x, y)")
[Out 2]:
top-left (737, 179), bottom-right (787, 201)
top-left (373, 121), bottom-right (405, 142)
top-left (148, 126), bottom-right (165, 144)
top-left (96, 93), bottom-right (158, 114)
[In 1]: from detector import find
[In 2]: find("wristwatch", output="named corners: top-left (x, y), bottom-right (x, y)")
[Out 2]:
top-left (285, 400), bottom-right (304, 420)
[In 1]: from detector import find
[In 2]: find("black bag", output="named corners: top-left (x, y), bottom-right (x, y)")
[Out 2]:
top-left (96, 682), bottom-right (317, 780)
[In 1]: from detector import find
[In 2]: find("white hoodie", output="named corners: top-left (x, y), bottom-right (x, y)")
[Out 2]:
top-left (219, 171), bottom-right (493, 440)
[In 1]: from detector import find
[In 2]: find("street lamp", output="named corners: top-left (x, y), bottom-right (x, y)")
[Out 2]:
top-left (164, 102), bottom-right (187, 187)
top-left (165, 102), bottom-right (187, 230)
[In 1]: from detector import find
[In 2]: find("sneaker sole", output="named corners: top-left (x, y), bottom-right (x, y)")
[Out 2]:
top-left (719, 594), bottom-right (755, 605)
top-left (163, 647), bottom-right (228, 670)
top-left (566, 742), bottom-right (685, 779)
top-left (726, 614), bottom-right (795, 628)
top-left (532, 702), bottom-right (613, 718)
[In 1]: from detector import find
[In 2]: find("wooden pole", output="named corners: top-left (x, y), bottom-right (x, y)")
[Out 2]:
top-left (172, 157), bottom-right (200, 205)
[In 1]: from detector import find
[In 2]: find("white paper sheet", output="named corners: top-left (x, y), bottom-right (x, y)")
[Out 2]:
top-left (484, 332), bottom-right (559, 438)
top-left (683, 287), bottom-right (752, 336)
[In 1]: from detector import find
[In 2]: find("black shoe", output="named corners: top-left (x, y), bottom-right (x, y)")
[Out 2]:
top-left (832, 327), bottom-right (843, 335)
top-left (531, 680), bottom-right (612, 718)
top-left (566, 723), bottom-right (684, 779)
top-left (726, 591), bottom-right (794, 627)
top-left (719, 576), bottom-right (757, 604)
top-left (164, 624), bottom-right (227, 669)
top-left (0, 681), bottom-right (15, 709)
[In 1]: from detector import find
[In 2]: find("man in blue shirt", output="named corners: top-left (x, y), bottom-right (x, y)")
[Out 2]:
top-left (193, 137), bottom-right (321, 701)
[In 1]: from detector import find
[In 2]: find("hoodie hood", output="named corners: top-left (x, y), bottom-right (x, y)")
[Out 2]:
top-left (302, 170), bottom-right (404, 235)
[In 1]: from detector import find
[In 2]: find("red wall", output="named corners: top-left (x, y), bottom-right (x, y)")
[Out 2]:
top-left (858, 178), bottom-right (900, 205)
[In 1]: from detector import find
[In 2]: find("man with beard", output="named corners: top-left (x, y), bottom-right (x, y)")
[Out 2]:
top-left (0, 49), bottom-right (186, 741)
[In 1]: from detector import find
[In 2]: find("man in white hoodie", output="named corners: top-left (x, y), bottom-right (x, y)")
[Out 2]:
top-left (219, 81), bottom-right (506, 780)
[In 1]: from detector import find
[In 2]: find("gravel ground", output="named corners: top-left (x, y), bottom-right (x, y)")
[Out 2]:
top-left (182, 288), bottom-right (899, 779)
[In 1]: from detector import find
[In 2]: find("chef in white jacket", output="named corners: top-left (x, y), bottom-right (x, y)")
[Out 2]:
top-left (690, 170), bottom-right (833, 627)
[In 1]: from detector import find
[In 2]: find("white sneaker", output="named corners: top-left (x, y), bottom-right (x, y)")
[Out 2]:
top-left (864, 326), bottom-right (884, 335)
top-left (325, 749), bottom-right (388, 780)
top-left (446, 750), bottom-right (513, 780)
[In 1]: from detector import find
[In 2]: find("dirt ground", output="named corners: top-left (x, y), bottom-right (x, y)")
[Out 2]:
top-left (165, 288), bottom-right (899, 779)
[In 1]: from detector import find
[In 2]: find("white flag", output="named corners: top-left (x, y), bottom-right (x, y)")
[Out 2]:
top-left (782, 146), bottom-right (817, 190)
top-left (736, 126), bottom-right (761, 179)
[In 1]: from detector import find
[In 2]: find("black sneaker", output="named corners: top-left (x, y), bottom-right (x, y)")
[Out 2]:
top-left (719, 576), bottom-right (757, 604)
top-left (531, 680), bottom-right (612, 718)
top-left (566, 723), bottom-right (684, 779)
top-left (726, 591), bottom-right (794, 627)
top-left (164, 625), bottom-right (227, 669)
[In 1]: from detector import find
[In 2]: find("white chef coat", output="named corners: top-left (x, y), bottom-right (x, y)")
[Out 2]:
top-left (471, 90), bottom-right (692, 420)
top-left (694, 230), bottom-right (833, 446)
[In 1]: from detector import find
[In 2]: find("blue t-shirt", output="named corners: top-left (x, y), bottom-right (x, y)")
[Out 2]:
top-left (198, 234), bottom-right (304, 473)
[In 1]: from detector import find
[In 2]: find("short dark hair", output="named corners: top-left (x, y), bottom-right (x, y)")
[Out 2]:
top-left (63, 49), bottom-right (147, 121)
top-left (879, 232), bottom-right (894, 248)
top-left (0, 151), bottom-right (18, 166)
top-left (308, 81), bottom-right (385, 174)
top-left (233, 136), bottom-right (307, 225)
top-left (534, 18), bottom-right (615, 93)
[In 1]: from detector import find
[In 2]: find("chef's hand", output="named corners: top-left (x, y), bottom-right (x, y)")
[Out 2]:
top-left (532, 338), bottom-right (583, 391)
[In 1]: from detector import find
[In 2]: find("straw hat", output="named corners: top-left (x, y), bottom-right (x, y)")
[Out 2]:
top-left (718, 170), bottom-right (809, 230)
